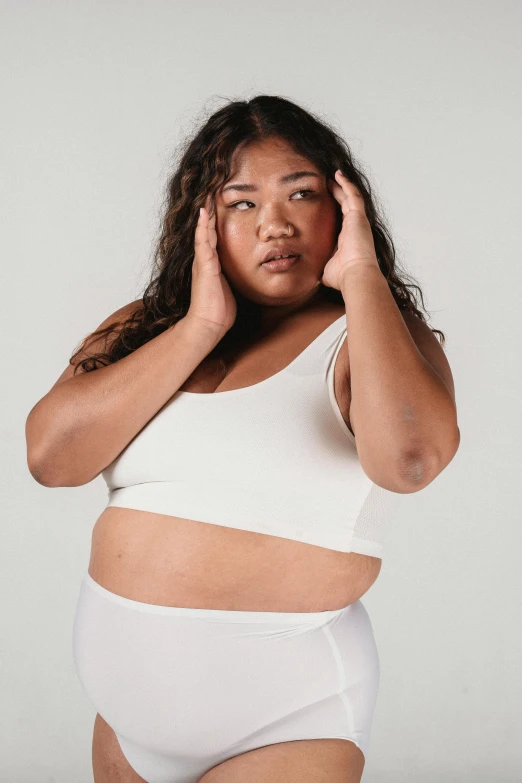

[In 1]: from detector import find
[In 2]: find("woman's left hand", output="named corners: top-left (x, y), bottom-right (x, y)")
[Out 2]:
top-left (321, 170), bottom-right (380, 290)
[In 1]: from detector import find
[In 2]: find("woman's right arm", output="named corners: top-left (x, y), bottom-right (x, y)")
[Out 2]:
top-left (27, 198), bottom-right (237, 488)
top-left (25, 302), bottom-right (221, 488)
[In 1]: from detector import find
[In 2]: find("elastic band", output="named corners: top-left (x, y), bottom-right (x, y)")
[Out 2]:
top-left (83, 572), bottom-right (350, 624)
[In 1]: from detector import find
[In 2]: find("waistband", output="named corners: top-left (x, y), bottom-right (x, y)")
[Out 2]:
top-left (82, 572), bottom-right (352, 624)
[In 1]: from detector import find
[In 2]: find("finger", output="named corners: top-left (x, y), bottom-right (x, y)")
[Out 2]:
top-left (194, 207), bottom-right (211, 250)
top-left (204, 196), bottom-right (217, 249)
top-left (329, 179), bottom-right (348, 208)
top-left (205, 193), bottom-right (216, 221)
top-left (195, 201), bottom-right (217, 257)
top-left (335, 171), bottom-right (365, 213)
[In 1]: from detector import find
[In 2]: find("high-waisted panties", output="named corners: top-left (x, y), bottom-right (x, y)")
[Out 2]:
top-left (72, 572), bottom-right (380, 783)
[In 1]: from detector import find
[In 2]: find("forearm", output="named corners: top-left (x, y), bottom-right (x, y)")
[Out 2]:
top-left (340, 264), bottom-right (458, 483)
top-left (26, 316), bottom-right (220, 487)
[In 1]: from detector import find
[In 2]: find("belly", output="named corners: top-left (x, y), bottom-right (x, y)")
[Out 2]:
top-left (88, 506), bottom-right (382, 612)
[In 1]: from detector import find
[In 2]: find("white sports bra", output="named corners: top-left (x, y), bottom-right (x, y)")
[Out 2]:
top-left (101, 314), bottom-right (394, 557)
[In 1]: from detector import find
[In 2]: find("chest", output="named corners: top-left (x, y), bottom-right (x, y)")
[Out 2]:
top-left (178, 316), bottom-right (352, 429)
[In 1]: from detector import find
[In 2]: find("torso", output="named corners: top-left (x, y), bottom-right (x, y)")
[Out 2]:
top-left (88, 302), bottom-right (382, 612)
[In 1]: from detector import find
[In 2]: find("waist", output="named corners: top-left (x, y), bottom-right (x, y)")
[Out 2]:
top-left (90, 505), bottom-right (382, 612)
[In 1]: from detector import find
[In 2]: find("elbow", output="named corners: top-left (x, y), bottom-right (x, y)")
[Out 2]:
top-left (27, 447), bottom-right (69, 487)
top-left (392, 427), bottom-right (461, 493)
top-left (26, 412), bottom-right (89, 487)
top-left (26, 410), bottom-right (57, 486)
top-left (356, 412), bottom-right (461, 493)
top-left (26, 443), bottom-right (86, 487)
top-left (27, 460), bottom-right (91, 488)
top-left (392, 451), bottom-right (441, 493)
top-left (359, 450), bottom-right (435, 494)
top-left (27, 454), bottom-right (60, 487)
top-left (27, 453), bottom-right (96, 487)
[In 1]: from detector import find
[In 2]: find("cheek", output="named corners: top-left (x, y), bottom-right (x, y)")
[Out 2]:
top-left (313, 197), bottom-right (337, 222)
top-left (217, 213), bottom-right (246, 244)
top-left (310, 203), bottom-right (339, 246)
top-left (216, 216), bottom-right (253, 270)
top-left (226, 224), bottom-right (247, 244)
top-left (214, 225), bottom-right (232, 255)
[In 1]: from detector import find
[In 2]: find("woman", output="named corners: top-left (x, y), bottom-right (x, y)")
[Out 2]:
top-left (26, 95), bottom-right (460, 783)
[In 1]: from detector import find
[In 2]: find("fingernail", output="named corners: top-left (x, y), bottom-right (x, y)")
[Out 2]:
top-left (199, 207), bottom-right (203, 216)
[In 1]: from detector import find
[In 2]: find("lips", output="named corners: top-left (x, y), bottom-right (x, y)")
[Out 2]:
top-left (261, 255), bottom-right (300, 272)
top-left (261, 246), bottom-right (302, 264)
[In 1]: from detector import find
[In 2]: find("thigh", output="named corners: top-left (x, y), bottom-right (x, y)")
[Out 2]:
top-left (92, 713), bottom-right (147, 783)
top-left (197, 738), bottom-right (365, 783)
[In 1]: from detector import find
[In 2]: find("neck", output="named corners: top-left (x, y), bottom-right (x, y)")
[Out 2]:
top-left (257, 285), bottom-right (328, 332)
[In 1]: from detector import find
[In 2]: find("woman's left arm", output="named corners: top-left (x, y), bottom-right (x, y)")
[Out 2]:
top-left (323, 170), bottom-right (460, 493)
top-left (340, 264), bottom-right (460, 493)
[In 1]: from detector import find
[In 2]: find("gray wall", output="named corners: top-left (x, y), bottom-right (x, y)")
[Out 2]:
top-left (2, 1), bottom-right (520, 780)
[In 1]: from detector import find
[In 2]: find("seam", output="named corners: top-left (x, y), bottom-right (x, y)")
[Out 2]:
top-left (321, 623), bottom-right (356, 737)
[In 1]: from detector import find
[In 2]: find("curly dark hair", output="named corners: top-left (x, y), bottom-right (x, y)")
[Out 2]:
top-left (70, 93), bottom-right (445, 375)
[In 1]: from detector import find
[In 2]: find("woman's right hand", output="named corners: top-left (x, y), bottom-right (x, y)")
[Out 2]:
top-left (186, 195), bottom-right (237, 340)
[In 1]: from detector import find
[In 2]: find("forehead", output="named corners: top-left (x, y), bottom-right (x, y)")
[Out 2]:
top-left (220, 140), bottom-right (322, 195)
top-left (228, 138), bottom-right (318, 176)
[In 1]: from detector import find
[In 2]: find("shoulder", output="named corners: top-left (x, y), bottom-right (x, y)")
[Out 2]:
top-left (79, 296), bottom-right (145, 347)
top-left (51, 298), bottom-right (144, 388)
top-left (101, 297), bottom-right (144, 326)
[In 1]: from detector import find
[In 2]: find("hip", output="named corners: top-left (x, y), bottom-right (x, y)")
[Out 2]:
top-left (72, 569), bottom-right (381, 772)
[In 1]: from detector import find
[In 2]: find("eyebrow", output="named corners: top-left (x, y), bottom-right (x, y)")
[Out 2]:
top-left (221, 170), bottom-right (321, 194)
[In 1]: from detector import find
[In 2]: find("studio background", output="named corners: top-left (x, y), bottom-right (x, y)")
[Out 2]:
top-left (1, 1), bottom-right (520, 781)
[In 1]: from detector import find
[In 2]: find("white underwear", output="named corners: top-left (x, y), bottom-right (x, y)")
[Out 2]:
top-left (72, 572), bottom-right (380, 783)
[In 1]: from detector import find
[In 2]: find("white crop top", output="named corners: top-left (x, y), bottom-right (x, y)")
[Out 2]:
top-left (101, 314), bottom-right (394, 557)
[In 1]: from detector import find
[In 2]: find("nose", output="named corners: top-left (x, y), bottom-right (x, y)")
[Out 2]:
top-left (259, 216), bottom-right (294, 240)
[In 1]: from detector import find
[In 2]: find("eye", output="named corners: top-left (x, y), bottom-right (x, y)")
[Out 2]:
top-left (228, 189), bottom-right (316, 211)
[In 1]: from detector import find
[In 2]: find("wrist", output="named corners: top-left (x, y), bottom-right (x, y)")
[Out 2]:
top-left (339, 261), bottom-right (383, 292)
top-left (175, 314), bottom-right (223, 349)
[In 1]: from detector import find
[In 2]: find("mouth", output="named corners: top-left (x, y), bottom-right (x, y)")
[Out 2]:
top-left (260, 246), bottom-right (302, 264)
top-left (261, 254), bottom-right (301, 272)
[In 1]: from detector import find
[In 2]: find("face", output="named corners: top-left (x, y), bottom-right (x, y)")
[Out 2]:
top-left (214, 137), bottom-right (339, 318)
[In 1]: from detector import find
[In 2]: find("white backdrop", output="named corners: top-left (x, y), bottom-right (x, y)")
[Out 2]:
top-left (2, 1), bottom-right (521, 780)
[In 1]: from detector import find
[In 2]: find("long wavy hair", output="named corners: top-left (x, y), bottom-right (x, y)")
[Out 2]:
top-left (70, 94), bottom-right (445, 375)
